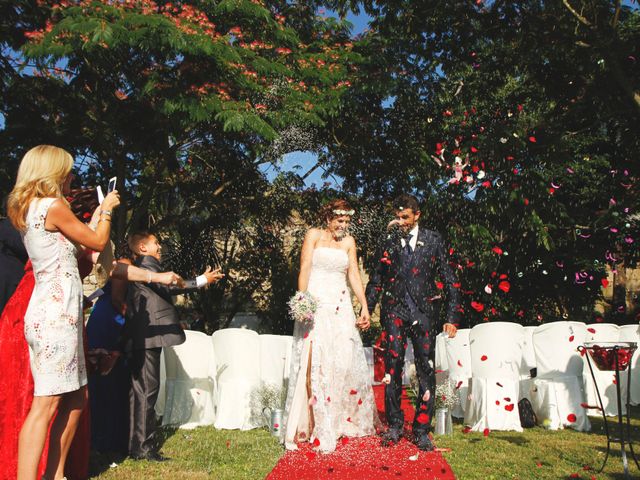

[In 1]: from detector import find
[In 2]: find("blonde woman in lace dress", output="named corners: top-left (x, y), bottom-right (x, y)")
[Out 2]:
top-left (7, 145), bottom-right (120, 480)
top-left (282, 199), bottom-right (380, 454)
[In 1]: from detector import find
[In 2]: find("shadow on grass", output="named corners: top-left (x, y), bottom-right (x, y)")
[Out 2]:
top-left (88, 425), bottom-right (179, 477)
top-left (494, 434), bottom-right (530, 446)
top-left (88, 451), bottom-right (128, 477)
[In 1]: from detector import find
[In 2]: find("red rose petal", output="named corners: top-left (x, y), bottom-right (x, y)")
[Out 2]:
top-left (471, 301), bottom-right (485, 312)
top-left (416, 413), bottom-right (430, 424)
top-left (341, 437), bottom-right (349, 445)
top-left (587, 328), bottom-right (596, 334)
top-left (505, 404), bottom-right (515, 412)
top-left (569, 335), bottom-right (574, 342)
top-left (567, 413), bottom-right (577, 423)
top-left (313, 438), bottom-right (320, 447)
top-left (349, 389), bottom-right (358, 395)
top-left (483, 428), bottom-right (490, 437)
top-left (480, 355), bottom-right (488, 361)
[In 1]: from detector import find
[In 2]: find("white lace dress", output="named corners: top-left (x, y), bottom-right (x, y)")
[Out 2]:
top-left (22, 197), bottom-right (86, 396)
top-left (282, 247), bottom-right (379, 453)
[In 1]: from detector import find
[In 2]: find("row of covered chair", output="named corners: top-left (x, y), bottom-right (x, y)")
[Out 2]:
top-left (155, 328), bottom-right (293, 430)
top-left (434, 321), bottom-right (640, 433)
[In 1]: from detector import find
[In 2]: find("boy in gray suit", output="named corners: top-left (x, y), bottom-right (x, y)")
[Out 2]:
top-left (126, 231), bottom-right (223, 461)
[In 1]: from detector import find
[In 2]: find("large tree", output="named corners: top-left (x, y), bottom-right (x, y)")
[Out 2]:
top-left (325, 0), bottom-right (640, 325)
top-left (0, 0), bottom-right (361, 329)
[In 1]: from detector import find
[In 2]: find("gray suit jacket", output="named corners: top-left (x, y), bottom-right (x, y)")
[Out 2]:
top-left (125, 255), bottom-right (199, 350)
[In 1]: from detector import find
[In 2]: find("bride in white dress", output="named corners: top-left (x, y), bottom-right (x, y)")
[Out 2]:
top-left (282, 200), bottom-right (380, 453)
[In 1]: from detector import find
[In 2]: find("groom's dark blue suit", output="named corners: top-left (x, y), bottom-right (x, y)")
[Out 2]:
top-left (365, 225), bottom-right (461, 435)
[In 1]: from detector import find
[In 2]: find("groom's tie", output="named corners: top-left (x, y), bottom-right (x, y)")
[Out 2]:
top-left (402, 233), bottom-right (413, 260)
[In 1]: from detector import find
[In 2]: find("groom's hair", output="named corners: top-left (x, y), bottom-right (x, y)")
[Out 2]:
top-left (392, 194), bottom-right (420, 213)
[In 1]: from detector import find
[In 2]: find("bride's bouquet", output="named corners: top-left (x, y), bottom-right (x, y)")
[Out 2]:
top-left (288, 291), bottom-right (319, 325)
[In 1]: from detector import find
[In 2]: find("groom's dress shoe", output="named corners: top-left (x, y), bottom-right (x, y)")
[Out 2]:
top-left (131, 451), bottom-right (170, 462)
top-left (414, 433), bottom-right (435, 452)
top-left (381, 428), bottom-right (402, 447)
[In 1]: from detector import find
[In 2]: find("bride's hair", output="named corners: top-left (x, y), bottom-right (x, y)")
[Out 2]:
top-left (319, 199), bottom-right (354, 224)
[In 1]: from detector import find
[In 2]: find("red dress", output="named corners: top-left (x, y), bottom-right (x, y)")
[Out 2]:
top-left (0, 262), bottom-right (90, 480)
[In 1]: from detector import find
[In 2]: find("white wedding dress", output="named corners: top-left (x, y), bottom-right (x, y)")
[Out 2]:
top-left (282, 247), bottom-right (379, 453)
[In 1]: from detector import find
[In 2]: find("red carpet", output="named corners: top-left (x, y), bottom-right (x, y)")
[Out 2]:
top-left (266, 385), bottom-right (456, 480)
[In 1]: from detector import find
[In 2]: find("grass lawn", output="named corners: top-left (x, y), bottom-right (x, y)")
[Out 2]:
top-left (89, 409), bottom-right (640, 479)
top-left (437, 409), bottom-right (640, 480)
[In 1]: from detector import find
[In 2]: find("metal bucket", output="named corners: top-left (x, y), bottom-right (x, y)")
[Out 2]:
top-left (262, 407), bottom-right (284, 437)
top-left (435, 407), bottom-right (453, 435)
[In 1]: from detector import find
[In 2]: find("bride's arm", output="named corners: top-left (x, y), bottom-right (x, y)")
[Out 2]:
top-left (346, 236), bottom-right (370, 329)
top-left (298, 229), bottom-right (318, 292)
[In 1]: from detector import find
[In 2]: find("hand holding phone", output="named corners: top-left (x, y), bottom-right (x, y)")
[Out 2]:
top-left (107, 177), bottom-right (117, 193)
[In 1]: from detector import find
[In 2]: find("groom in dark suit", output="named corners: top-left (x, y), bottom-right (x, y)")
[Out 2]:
top-left (365, 194), bottom-right (461, 451)
top-left (125, 231), bottom-right (223, 461)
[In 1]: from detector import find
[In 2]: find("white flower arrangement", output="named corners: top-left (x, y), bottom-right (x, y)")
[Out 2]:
top-left (287, 291), bottom-right (319, 325)
top-left (333, 209), bottom-right (355, 216)
top-left (435, 380), bottom-right (459, 410)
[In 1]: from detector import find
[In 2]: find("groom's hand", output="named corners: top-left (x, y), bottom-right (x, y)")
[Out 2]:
top-left (443, 322), bottom-right (457, 338)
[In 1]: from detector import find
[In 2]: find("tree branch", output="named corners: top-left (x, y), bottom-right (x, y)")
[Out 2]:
top-left (562, 0), bottom-right (591, 26)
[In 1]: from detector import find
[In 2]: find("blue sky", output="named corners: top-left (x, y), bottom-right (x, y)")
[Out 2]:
top-left (261, 10), bottom-right (372, 188)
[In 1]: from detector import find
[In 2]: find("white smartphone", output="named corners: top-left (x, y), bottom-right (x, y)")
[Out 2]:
top-left (107, 176), bottom-right (117, 193)
top-left (96, 186), bottom-right (105, 204)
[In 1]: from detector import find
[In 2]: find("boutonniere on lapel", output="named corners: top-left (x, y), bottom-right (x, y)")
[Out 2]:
top-left (416, 241), bottom-right (425, 247)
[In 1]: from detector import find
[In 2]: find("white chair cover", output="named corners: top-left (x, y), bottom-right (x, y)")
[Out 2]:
top-left (530, 321), bottom-right (590, 431)
top-left (619, 324), bottom-right (640, 406)
top-left (519, 326), bottom-right (537, 401)
top-left (212, 328), bottom-right (261, 430)
top-left (444, 329), bottom-right (471, 418)
top-left (583, 323), bottom-right (626, 416)
top-left (161, 330), bottom-right (217, 429)
top-left (259, 334), bottom-right (293, 388)
top-left (403, 342), bottom-right (415, 386)
top-left (435, 332), bottom-right (449, 372)
top-left (464, 322), bottom-right (524, 432)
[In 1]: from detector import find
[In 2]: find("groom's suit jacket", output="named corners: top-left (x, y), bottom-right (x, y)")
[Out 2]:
top-left (365, 226), bottom-right (461, 329)
top-left (125, 255), bottom-right (199, 350)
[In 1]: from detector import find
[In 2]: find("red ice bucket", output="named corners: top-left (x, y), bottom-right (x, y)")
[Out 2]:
top-left (583, 342), bottom-right (637, 371)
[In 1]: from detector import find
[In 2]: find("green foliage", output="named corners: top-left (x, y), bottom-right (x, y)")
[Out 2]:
top-left (326, 0), bottom-right (640, 326)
